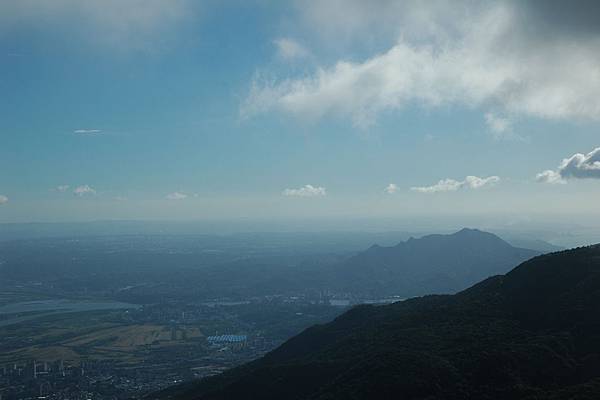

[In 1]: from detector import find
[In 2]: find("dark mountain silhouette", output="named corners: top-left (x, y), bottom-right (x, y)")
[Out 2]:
top-left (158, 244), bottom-right (600, 400)
top-left (327, 228), bottom-right (539, 297)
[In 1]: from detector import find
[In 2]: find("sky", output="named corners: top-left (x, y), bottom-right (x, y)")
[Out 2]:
top-left (1, 0), bottom-right (600, 225)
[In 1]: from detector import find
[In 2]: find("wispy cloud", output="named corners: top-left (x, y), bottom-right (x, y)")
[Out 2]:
top-left (0, 0), bottom-right (194, 52)
top-left (537, 147), bottom-right (600, 183)
top-left (273, 38), bottom-right (310, 60)
top-left (282, 185), bottom-right (326, 197)
top-left (74, 129), bottom-right (102, 135)
top-left (166, 192), bottom-right (188, 200)
top-left (73, 185), bottom-right (96, 196)
top-left (384, 183), bottom-right (398, 194)
top-left (484, 112), bottom-right (526, 142)
top-left (484, 113), bottom-right (513, 139)
top-left (0, 195), bottom-right (8, 204)
top-left (412, 176), bottom-right (500, 193)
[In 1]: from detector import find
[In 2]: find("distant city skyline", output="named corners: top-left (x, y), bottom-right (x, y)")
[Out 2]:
top-left (2, 1), bottom-right (600, 223)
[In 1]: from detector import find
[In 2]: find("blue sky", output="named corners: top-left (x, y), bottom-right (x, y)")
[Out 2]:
top-left (1, 0), bottom-right (600, 224)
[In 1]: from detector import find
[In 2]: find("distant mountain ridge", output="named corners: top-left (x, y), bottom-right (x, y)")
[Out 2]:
top-left (328, 228), bottom-right (539, 297)
top-left (160, 244), bottom-right (600, 400)
top-left (503, 237), bottom-right (564, 253)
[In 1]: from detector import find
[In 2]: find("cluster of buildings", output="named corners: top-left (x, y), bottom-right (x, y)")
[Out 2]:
top-left (0, 331), bottom-right (259, 400)
top-left (0, 360), bottom-right (114, 400)
top-left (206, 334), bottom-right (248, 351)
top-left (0, 358), bottom-right (202, 400)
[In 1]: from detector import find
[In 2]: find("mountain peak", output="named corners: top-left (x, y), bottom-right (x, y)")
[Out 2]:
top-left (451, 228), bottom-right (502, 240)
top-left (335, 228), bottom-right (539, 298)
top-left (455, 227), bottom-right (483, 235)
top-left (414, 228), bottom-right (508, 248)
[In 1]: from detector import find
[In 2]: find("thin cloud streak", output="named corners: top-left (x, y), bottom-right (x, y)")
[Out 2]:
top-left (166, 192), bottom-right (188, 200)
top-left (283, 185), bottom-right (326, 197)
top-left (73, 185), bottom-right (96, 196)
top-left (74, 129), bottom-right (102, 135)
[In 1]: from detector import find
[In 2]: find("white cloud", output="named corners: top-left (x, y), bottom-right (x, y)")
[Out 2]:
top-left (274, 38), bottom-right (310, 60)
top-left (0, 195), bottom-right (8, 204)
top-left (73, 185), bottom-right (96, 196)
top-left (464, 175), bottom-right (500, 189)
top-left (559, 148), bottom-right (600, 179)
top-left (536, 170), bottom-right (566, 184)
top-left (412, 179), bottom-right (463, 193)
top-left (166, 191), bottom-right (188, 200)
top-left (537, 147), bottom-right (600, 183)
top-left (412, 175), bottom-right (500, 193)
top-left (244, 2), bottom-right (600, 128)
top-left (74, 129), bottom-right (102, 135)
top-left (384, 183), bottom-right (398, 194)
top-left (56, 185), bottom-right (70, 192)
top-left (282, 184), bottom-right (326, 197)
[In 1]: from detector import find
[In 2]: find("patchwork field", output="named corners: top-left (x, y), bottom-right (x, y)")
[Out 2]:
top-left (0, 310), bottom-right (204, 365)
top-left (65, 324), bottom-right (203, 349)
